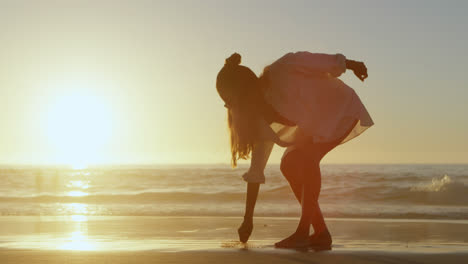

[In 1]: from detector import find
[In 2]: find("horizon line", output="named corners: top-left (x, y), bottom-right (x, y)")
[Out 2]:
top-left (0, 162), bottom-right (467, 168)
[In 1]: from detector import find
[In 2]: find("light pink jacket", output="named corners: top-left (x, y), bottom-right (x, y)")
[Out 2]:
top-left (240, 52), bottom-right (374, 183)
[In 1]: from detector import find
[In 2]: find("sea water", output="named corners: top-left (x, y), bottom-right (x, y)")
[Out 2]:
top-left (0, 164), bottom-right (467, 219)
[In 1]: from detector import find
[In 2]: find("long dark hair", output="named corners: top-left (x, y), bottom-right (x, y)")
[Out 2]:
top-left (216, 53), bottom-right (263, 167)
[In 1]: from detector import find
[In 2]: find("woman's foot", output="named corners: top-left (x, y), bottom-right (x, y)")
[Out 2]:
top-left (308, 229), bottom-right (332, 250)
top-left (274, 232), bottom-right (309, 249)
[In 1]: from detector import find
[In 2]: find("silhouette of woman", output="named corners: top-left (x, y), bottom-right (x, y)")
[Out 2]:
top-left (216, 52), bottom-right (373, 249)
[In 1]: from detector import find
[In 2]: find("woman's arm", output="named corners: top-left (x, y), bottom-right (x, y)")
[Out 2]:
top-left (281, 52), bottom-right (368, 81)
top-left (244, 183), bottom-right (260, 219)
top-left (238, 182), bottom-right (259, 243)
top-left (346, 59), bottom-right (368, 81)
top-left (238, 129), bottom-right (275, 242)
top-left (238, 141), bottom-right (272, 243)
top-left (238, 118), bottom-right (294, 242)
top-left (282, 52), bottom-right (347, 77)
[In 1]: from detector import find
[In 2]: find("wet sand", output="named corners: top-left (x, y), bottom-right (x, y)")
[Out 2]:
top-left (0, 216), bottom-right (467, 263)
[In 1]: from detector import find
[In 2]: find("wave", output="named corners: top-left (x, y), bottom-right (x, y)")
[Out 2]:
top-left (0, 175), bottom-right (466, 206)
top-left (410, 174), bottom-right (460, 192)
top-left (383, 175), bottom-right (468, 205)
top-left (0, 191), bottom-right (246, 203)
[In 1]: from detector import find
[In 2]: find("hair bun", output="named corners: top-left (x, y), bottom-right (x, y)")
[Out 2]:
top-left (225, 53), bottom-right (241, 66)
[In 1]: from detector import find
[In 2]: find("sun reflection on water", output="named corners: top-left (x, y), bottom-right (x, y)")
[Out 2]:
top-left (57, 203), bottom-right (97, 250)
top-left (65, 172), bottom-right (91, 197)
top-left (67, 180), bottom-right (89, 189)
top-left (67, 203), bottom-right (89, 215)
top-left (67, 191), bottom-right (89, 197)
top-left (59, 230), bottom-right (96, 251)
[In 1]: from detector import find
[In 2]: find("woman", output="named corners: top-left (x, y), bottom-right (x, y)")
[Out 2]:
top-left (216, 51), bottom-right (373, 249)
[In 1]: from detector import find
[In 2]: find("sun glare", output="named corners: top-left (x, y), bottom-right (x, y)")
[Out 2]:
top-left (67, 180), bottom-right (90, 189)
top-left (67, 191), bottom-right (89, 197)
top-left (59, 230), bottom-right (96, 251)
top-left (45, 92), bottom-right (112, 167)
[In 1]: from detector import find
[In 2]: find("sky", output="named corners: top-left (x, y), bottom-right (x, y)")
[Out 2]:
top-left (0, 0), bottom-right (467, 166)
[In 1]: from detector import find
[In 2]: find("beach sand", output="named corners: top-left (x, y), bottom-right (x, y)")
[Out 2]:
top-left (0, 216), bottom-right (467, 263)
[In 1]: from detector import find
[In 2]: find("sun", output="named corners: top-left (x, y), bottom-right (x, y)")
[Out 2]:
top-left (45, 92), bottom-right (112, 167)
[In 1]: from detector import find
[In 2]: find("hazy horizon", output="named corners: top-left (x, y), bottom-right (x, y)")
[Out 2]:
top-left (1, 162), bottom-right (467, 168)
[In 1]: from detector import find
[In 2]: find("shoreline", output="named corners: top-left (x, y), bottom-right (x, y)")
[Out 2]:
top-left (1, 215), bottom-right (467, 223)
top-left (0, 216), bottom-right (466, 252)
top-left (1, 250), bottom-right (467, 264)
top-left (0, 216), bottom-right (467, 263)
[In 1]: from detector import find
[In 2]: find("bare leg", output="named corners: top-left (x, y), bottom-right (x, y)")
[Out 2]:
top-left (276, 120), bottom-right (359, 248)
top-left (306, 119), bottom-right (358, 235)
top-left (280, 151), bottom-right (303, 203)
top-left (302, 160), bottom-right (326, 235)
top-left (297, 157), bottom-right (334, 250)
top-left (275, 151), bottom-right (318, 248)
top-left (280, 148), bottom-right (327, 232)
top-left (276, 151), bottom-right (330, 248)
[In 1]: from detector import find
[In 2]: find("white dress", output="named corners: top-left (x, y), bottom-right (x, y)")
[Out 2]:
top-left (242, 52), bottom-right (374, 183)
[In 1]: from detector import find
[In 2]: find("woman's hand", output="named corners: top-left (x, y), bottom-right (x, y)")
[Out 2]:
top-left (346, 60), bottom-right (368, 82)
top-left (238, 218), bottom-right (253, 243)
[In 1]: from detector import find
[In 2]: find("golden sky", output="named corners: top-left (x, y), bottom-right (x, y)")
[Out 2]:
top-left (0, 0), bottom-right (467, 165)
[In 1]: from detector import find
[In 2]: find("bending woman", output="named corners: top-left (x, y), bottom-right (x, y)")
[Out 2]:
top-left (215, 51), bottom-right (373, 249)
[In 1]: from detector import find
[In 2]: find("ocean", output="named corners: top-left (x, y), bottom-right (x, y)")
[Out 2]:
top-left (0, 164), bottom-right (467, 220)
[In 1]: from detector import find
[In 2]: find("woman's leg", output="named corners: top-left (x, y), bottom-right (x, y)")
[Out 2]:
top-left (275, 146), bottom-right (330, 248)
top-left (280, 150), bottom-right (304, 204)
top-left (293, 145), bottom-right (326, 232)
top-left (280, 143), bottom-right (333, 234)
top-left (275, 147), bottom-right (321, 248)
top-left (276, 120), bottom-right (359, 248)
top-left (280, 120), bottom-right (359, 206)
top-left (301, 156), bottom-right (326, 235)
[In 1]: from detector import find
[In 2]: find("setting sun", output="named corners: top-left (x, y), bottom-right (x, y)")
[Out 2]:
top-left (44, 92), bottom-right (113, 167)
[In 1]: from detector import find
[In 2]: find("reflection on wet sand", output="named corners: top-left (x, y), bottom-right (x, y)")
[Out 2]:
top-left (0, 217), bottom-right (466, 253)
top-left (59, 230), bottom-right (96, 251)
